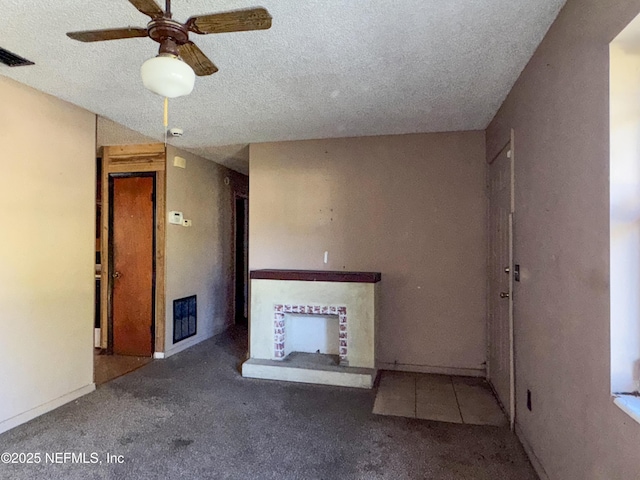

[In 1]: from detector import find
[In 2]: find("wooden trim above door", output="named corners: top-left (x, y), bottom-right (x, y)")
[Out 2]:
top-left (100, 143), bottom-right (166, 355)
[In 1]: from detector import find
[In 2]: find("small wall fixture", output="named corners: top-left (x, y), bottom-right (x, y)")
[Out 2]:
top-left (141, 54), bottom-right (195, 98)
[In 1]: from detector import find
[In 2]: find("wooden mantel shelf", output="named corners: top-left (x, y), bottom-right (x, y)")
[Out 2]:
top-left (250, 269), bottom-right (382, 283)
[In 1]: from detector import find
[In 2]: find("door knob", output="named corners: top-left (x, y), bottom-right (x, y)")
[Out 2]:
top-left (112, 271), bottom-right (121, 279)
top-left (500, 292), bottom-right (510, 299)
top-left (504, 267), bottom-right (510, 274)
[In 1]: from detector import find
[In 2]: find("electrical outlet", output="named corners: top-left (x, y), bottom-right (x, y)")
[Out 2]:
top-left (527, 389), bottom-right (532, 411)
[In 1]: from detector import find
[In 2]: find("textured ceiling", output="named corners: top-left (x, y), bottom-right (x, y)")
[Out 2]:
top-left (1, 0), bottom-right (566, 172)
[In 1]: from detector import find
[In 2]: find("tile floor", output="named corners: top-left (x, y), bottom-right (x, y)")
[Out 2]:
top-left (94, 349), bottom-right (153, 385)
top-left (373, 371), bottom-right (508, 426)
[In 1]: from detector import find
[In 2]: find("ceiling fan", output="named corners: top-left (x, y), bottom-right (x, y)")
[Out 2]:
top-left (67, 0), bottom-right (271, 94)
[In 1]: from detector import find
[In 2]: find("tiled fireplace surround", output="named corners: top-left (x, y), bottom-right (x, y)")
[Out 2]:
top-left (273, 304), bottom-right (348, 363)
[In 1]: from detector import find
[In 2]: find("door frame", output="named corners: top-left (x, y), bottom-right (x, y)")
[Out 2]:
top-left (486, 128), bottom-right (515, 430)
top-left (233, 192), bottom-right (249, 323)
top-left (100, 144), bottom-right (166, 356)
top-left (107, 172), bottom-right (157, 355)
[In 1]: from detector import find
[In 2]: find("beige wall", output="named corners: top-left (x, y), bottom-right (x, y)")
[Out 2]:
top-left (486, 1), bottom-right (640, 478)
top-left (164, 146), bottom-right (248, 356)
top-left (0, 75), bottom-right (96, 433)
top-left (96, 116), bottom-right (155, 149)
top-left (249, 132), bottom-right (487, 375)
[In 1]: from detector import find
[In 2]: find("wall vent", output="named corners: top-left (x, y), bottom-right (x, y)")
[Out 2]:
top-left (173, 295), bottom-right (197, 344)
top-left (0, 47), bottom-right (34, 67)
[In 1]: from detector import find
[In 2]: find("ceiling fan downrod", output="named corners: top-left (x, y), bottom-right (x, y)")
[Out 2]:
top-left (166, 0), bottom-right (171, 18)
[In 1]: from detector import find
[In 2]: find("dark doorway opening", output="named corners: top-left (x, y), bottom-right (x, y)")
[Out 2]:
top-left (235, 196), bottom-right (248, 325)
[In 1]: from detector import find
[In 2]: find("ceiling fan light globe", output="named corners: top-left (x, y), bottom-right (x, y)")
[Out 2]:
top-left (140, 55), bottom-right (195, 98)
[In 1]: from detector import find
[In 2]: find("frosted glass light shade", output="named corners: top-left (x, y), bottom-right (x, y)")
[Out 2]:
top-left (140, 55), bottom-right (195, 98)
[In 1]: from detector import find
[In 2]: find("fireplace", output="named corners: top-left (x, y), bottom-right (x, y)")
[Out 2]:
top-left (273, 304), bottom-right (347, 364)
top-left (242, 270), bottom-right (381, 388)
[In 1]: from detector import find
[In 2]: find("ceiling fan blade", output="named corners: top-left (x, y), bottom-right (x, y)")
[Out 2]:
top-left (128, 0), bottom-right (164, 18)
top-left (179, 42), bottom-right (218, 76)
top-left (186, 8), bottom-right (272, 35)
top-left (67, 27), bottom-right (148, 42)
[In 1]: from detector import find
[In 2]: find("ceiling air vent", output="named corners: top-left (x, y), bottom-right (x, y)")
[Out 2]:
top-left (0, 47), bottom-right (34, 67)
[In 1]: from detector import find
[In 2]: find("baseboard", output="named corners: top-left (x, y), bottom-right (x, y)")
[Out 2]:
top-left (377, 361), bottom-right (485, 378)
top-left (164, 322), bottom-right (231, 358)
top-left (0, 383), bottom-right (95, 435)
top-left (515, 423), bottom-right (549, 480)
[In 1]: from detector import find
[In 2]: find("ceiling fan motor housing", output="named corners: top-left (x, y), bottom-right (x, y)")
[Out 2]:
top-left (148, 19), bottom-right (189, 56)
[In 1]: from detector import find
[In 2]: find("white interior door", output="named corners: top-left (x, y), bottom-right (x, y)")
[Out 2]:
top-left (487, 132), bottom-right (515, 428)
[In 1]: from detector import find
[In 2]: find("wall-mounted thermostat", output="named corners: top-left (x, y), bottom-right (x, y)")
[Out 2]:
top-left (173, 156), bottom-right (187, 169)
top-left (168, 211), bottom-right (183, 225)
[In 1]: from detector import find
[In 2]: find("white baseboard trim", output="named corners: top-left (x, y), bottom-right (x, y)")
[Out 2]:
top-left (0, 383), bottom-right (96, 435)
top-left (164, 322), bottom-right (231, 358)
top-left (515, 423), bottom-right (549, 480)
top-left (153, 352), bottom-right (165, 359)
top-left (377, 361), bottom-right (485, 378)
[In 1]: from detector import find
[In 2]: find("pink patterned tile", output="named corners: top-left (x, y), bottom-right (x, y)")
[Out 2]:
top-left (337, 306), bottom-right (346, 314)
top-left (275, 304), bottom-right (283, 312)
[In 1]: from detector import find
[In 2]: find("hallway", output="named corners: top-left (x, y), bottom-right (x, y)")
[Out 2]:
top-left (0, 327), bottom-right (537, 479)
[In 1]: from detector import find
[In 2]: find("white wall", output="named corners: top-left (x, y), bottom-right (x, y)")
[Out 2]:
top-left (164, 146), bottom-right (248, 356)
top-left (0, 76), bottom-right (96, 433)
top-left (286, 315), bottom-right (339, 356)
top-left (249, 132), bottom-right (487, 376)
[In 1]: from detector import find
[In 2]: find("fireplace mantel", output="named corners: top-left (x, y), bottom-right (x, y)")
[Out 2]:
top-left (250, 269), bottom-right (381, 283)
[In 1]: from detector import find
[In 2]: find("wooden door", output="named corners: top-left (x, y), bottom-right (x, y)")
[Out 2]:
top-left (487, 136), bottom-right (515, 428)
top-left (111, 175), bottom-right (154, 356)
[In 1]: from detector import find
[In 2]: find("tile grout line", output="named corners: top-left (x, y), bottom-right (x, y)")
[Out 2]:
top-left (451, 376), bottom-right (464, 424)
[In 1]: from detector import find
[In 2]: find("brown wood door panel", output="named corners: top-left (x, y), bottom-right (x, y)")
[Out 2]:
top-left (112, 176), bottom-right (154, 356)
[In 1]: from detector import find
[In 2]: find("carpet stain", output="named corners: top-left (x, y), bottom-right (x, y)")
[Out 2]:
top-left (172, 438), bottom-right (194, 448)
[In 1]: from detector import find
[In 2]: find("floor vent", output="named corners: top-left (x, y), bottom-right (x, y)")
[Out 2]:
top-left (173, 295), bottom-right (197, 344)
top-left (0, 47), bottom-right (34, 67)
